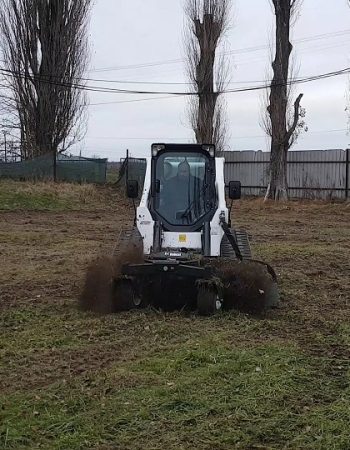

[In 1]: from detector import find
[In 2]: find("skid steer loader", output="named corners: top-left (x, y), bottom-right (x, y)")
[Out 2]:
top-left (82, 143), bottom-right (279, 315)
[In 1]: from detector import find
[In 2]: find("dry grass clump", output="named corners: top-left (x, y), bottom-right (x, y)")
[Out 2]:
top-left (26, 180), bottom-right (103, 203)
top-left (0, 179), bottom-right (109, 210)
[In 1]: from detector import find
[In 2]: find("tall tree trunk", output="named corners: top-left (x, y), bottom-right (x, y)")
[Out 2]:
top-left (194, 13), bottom-right (219, 145)
top-left (185, 0), bottom-right (230, 152)
top-left (266, 143), bottom-right (288, 200)
top-left (265, 0), bottom-right (303, 201)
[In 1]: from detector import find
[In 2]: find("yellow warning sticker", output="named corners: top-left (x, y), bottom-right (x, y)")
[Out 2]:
top-left (179, 234), bottom-right (187, 243)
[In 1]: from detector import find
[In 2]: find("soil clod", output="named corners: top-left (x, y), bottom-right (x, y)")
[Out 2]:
top-left (79, 246), bottom-right (143, 314)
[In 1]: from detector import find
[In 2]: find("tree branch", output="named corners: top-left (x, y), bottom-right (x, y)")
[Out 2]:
top-left (285, 92), bottom-right (303, 142)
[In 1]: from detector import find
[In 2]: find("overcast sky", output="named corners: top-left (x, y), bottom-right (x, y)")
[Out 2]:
top-left (75, 0), bottom-right (350, 161)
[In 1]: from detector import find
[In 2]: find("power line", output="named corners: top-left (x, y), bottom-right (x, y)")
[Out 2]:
top-left (89, 28), bottom-right (350, 73)
top-left (0, 62), bottom-right (331, 89)
top-left (85, 136), bottom-right (191, 141)
top-left (1, 66), bottom-right (349, 98)
top-left (89, 95), bottom-right (180, 106)
top-left (59, 35), bottom-right (350, 88)
top-left (84, 128), bottom-right (348, 141)
top-left (1, 34), bottom-right (349, 90)
top-left (83, 40), bottom-right (350, 87)
top-left (1, 29), bottom-right (349, 91)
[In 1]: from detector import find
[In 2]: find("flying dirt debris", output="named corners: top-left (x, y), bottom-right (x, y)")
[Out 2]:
top-left (80, 143), bottom-right (279, 316)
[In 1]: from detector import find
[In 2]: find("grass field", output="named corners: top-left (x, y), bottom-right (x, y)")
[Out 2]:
top-left (0, 181), bottom-right (349, 450)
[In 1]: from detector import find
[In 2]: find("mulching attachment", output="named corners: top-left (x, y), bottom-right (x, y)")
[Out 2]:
top-left (213, 259), bottom-right (279, 314)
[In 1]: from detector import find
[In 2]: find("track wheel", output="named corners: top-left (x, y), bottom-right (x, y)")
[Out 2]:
top-left (197, 285), bottom-right (222, 316)
top-left (114, 279), bottom-right (141, 311)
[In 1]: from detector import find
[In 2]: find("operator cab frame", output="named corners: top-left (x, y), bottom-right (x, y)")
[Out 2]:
top-left (148, 143), bottom-right (217, 232)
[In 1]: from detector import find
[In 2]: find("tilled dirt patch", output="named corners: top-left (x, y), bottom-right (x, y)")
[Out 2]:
top-left (0, 196), bottom-right (349, 401)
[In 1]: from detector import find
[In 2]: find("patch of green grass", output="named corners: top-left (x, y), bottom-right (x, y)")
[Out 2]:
top-left (0, 306), bottom-right (81, 353)
top-left (1, 335), bottom-right (349, 450)
top-left (0, 307), bottom-right (281, 372)
top-left (1, 192), bottom-right (349, 449)
top-left (0, 304), bottom-right (143, 358)
top-left (0, 190), bottom-right (69, 210)
top-left (0, 180), bottom-right (109, 211)
top-left (1, 331), bottom-right (348, 450)
top-left (340, 324), bottom-right (350, 346)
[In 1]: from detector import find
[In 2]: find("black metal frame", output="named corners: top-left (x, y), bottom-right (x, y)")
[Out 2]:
top-left (149, 144), bottom-right (217, 232)
top-left (123, 260), bottom-right (213, 279)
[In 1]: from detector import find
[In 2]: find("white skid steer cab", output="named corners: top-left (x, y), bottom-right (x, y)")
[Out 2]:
top-left (81, 143), bottom-right (279, 316)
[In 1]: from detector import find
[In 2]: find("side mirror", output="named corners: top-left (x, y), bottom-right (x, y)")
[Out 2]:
top-left (228, 181), bottom-right (241, 200)
top-left (126, 180), bottom-right (139, 199)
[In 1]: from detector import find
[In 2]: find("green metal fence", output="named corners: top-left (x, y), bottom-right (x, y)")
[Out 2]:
top-left (57, 154), bottom-right (107, 183)
top-left (0, 152), bottom-right (108, 183)
top-left (116, 156), bottom-right (147, 195)
top-left (0, 153), bottom-right (54, 180)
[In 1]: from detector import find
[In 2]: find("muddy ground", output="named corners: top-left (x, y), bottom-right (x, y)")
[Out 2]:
top-left (0, 188), bottom-right (349, 449)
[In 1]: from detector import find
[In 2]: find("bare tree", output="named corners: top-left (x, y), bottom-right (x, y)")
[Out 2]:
top-left (263, 0), bottom-right (305, 201)
top-left (184, 0), bottom-right (231, 152)
top-left (0, 73), bottom-right (21, 160)
top-left (0, 0), bottom-right (91, 160)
